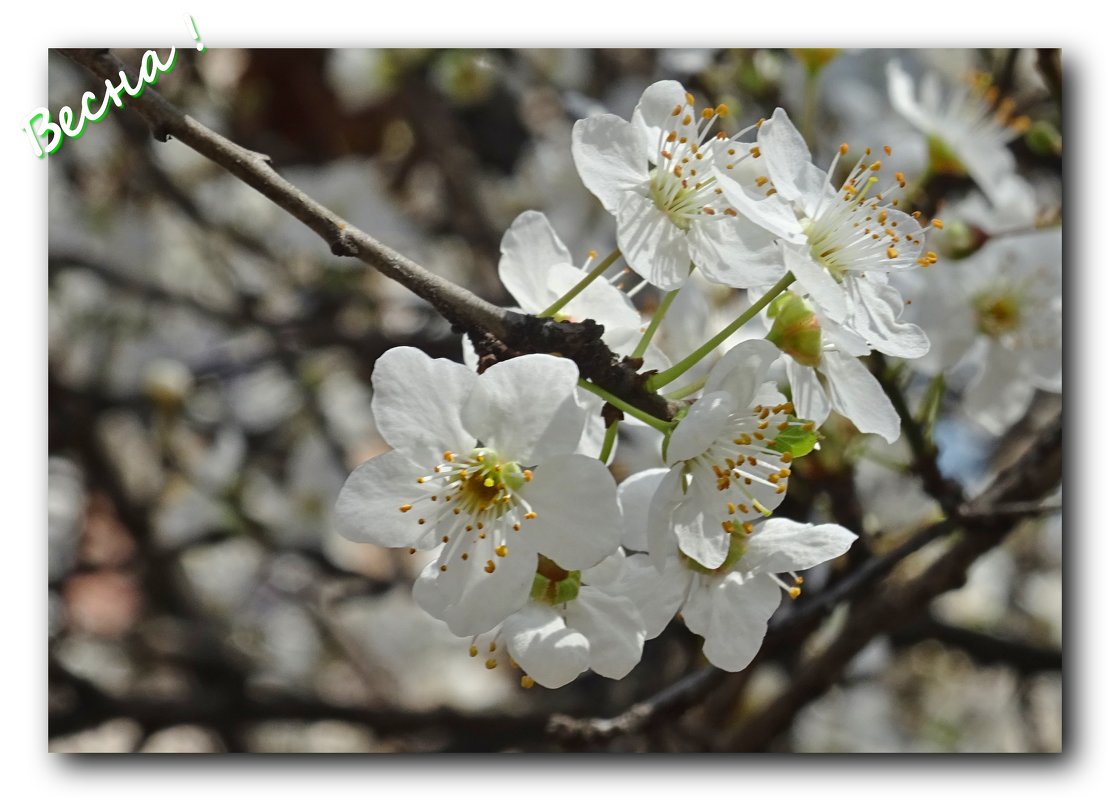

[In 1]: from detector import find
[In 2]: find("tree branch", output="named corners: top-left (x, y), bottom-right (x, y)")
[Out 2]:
top-left (57, 48), bottom-right (672, 422)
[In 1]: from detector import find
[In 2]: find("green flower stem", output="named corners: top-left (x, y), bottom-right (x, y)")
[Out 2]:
top-left (539, 248), bottom-right (622, 318)
top-left (664, 375), bottom-right (706, 400)
top-left (631, 286), bottom-right (681, 360)
top-left (577, 379), bottom-right (673, 434)
top-left (645, 272), bottom-right (796, 391)
top-left (598, 421), bottom-right (619, 464)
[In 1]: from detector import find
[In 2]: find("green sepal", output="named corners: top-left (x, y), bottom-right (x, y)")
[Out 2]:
top-left (530, 569), bottom-right (582, 606)
top-left (769, 416), bottom-right (819, 459)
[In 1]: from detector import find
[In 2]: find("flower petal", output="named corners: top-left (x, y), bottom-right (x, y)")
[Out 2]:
top-left (565, 586), bottom-right (645, 680)
top-left (572, 115), bottom-right (648, 213)
top-left (462, 354), bottom-right (584, 464)
top-left (647, 468), bottom-right (683, 568)
top-left (370, 347), bottom-right (476, 464)
top-left (687, 573), bottom-right (782, 671)
top-left (822, 350), bottom-right (901, 443)
top-left (618, 468), bottom-right (669, 552)
top-left (963, 344), bottom-right (1034, 435)
top-left (758, 108), bottom-right (830, 217)
top-left (704, 339), bottom-right (781, 407)
top-left (630, 80), bottom-right (695, 162)
top-left (686, 216), bottom-right (785, 289)
top-left (666, 391), bottom-right (735, 464)
top-left (614, 552), bottom-right (691, 638)
top-left (498, 211), bottom-right (574, 312)
top-left (616, 192), bottom-right (692, 291)
top-left (546, 261), bottom-right (642, 333)
top-left (503, 603), bottom-right (590, 689)
top-left (849, 275), bottom-right (930, 359)
top-left (672, 478), bottom-right (730, 570)
top-left (740, 518), bottom-right (857, 574)
top-left (416, 541), bottom-right (537, 636)
top-left (334, 449), bottom-right (431, 547)
top-left (783, 244), bottom-right (848, 323)
top-left (518, 454), bottom-right (622, 570)
top-left (785, 358), bottom-right (832, 427)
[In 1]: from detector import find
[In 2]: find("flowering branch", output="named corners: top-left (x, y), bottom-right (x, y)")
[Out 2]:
top-left (548, 408), bottom-right (1061, 746)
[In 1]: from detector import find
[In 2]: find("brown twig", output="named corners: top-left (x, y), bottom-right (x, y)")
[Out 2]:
top-left (57, 48), bottom-right (672, 422)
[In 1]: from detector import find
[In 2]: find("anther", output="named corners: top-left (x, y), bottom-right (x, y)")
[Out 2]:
top-left (485, 658), bottom-right (497, 670)
top-left (469, 644), bottom-right (479, 657)
top-left (520, 675), bottom-right (535, 689)
top-left (715, 103), bottom-right (729, 116)
top-left (399, 504), bottom-right (412, 513)
top-left (484, 560), bottom-right (496, 574)
top-left (931, 219), bottom-right (944, 229)
top-left (839, 143), bottom-right (849, 155)
top-left (495, 544), bottom-right (508, 558)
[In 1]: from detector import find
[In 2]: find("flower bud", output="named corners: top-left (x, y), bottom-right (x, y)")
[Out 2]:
top-left (766, 292), bottom-right (823, 367)
top-left (791, 48), bottom-right (840, 73)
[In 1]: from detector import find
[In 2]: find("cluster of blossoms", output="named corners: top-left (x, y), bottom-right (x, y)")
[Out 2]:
top-left (336, 73), bottom-right (1059, 688)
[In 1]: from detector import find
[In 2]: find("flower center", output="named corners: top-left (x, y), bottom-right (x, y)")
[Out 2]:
top-left (683, 400), bottom-right (800, 527)
top-left (973, 292), bottom-right (1022, 337)
top-left (682, 525), bottom-right (750, 574)
top-left (803, 148), bottom-right (940, 278)
top-left (399, 447), bottom-right (539, 575)
top-left (646, 94), bottom-right (751, 230)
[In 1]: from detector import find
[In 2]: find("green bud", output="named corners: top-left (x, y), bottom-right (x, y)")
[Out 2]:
top-left (767, 292), bottom-right (823, 367)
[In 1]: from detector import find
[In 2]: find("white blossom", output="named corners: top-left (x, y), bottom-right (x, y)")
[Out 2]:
top-left (887, 60), bottom-right (1029, 205)
top-left (335, 347), bottom-right (623, 635)
top-left (620, 340), bottom-right (800, 570)
top-left (615, 507), bottom-right (857, 671)
top-left (718, 108), bottom-right (932, 359)
top-left (420, 550), bottom-right (645, 689)
top-left (907, 227), bottom-right (1061, 435)
top-left (572, 80), bottom-right (783, 291)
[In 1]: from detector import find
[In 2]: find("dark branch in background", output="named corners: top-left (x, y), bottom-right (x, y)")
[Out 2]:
top-left (58, 48), bottom-right (672, 423)
top-left (888, 614), bottom-right (1061, 675)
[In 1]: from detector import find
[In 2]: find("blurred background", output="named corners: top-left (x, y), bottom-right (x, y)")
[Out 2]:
top-left (48, 48), bottom-right (1062, 753)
